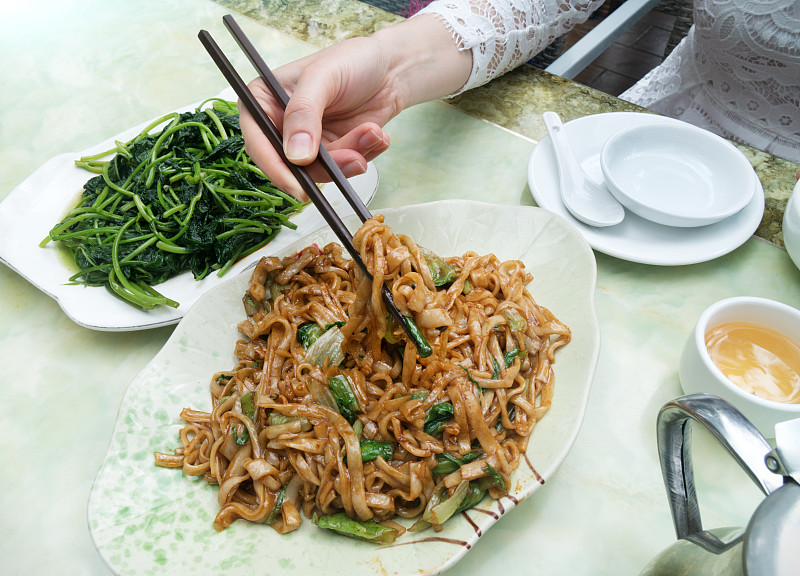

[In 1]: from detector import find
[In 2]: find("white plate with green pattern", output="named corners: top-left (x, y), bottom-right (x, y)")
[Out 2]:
top-left (88, 200), bottom-right (600, 576)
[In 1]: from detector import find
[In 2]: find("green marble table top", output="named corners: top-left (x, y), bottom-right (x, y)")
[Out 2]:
top-left (2, 1), bottom-right (800, 575)
top-left (216, 0), bottom-right (799, 246)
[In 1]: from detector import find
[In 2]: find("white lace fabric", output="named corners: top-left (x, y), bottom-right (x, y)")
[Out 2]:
top-left (418, 0), bottom-right (800, 163)
top-left (416, 0), bottom-right (605, 94)
top-left (621, 0), bottom-right (800, 163)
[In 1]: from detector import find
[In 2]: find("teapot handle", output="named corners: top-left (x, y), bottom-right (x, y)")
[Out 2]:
top-left (656, 393), bottom-right (783, 550)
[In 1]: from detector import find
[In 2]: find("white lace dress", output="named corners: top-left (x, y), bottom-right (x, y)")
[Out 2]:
top-left (417, 0), bottom-right (800, 163)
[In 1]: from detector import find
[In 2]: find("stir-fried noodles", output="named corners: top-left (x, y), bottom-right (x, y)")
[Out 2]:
top-left (155, 216), bottom-right (571, 542)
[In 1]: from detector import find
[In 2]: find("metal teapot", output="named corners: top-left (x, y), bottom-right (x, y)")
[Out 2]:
top-left (640, 393), bottom-right (800, 576)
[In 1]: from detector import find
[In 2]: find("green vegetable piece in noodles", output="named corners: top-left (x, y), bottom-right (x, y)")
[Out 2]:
top-left (233, 423), bottom-right (248, 446)
top-left (305, 325), bottom-right (345, 367)
top-left (240, 392), bottom-right (255, 420)
top-left (456, 483), bottom-right (487, 513)
top-left (478, 463), bottom-right (507, 491)
top-left (419, 246), bottom-right (459, 287)
top-left (328, 374), bottom-right (360, 424)
top-left (264, 484), bottom-right (286, 525)
top-left (313, 512), bottom-right (399, 544)
top-left (503, 347), bottom-right (520, 368)
top-left (423, 402), bottom-right (454, 437)
top-left (297, 322), bottom-right (324, 349)
top-left (383, 314), bottom-right (402, 344)
top-left (403, 315), bottom-right (433, 358)
top-left (422, 480), bottom-right (470, 526)
top-left (503, 308), bottom-right (527, 332)
top-left (491, 357), bottom-right (501, 380)
top-left (433, 450), bottom-right (483, 476)
top-left (359, 439), bottom-right (393, 462)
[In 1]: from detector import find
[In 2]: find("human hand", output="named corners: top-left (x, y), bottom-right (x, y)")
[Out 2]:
top-left (240, 36), bottom-right (397, 198)
top-left (239, 15), bottom-right (472, 199)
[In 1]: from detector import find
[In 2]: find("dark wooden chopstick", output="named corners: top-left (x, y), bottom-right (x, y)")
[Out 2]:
top-left (198, 20), bottom-right (432, 357)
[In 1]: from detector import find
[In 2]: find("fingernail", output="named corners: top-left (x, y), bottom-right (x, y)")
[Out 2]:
top-left (359, 129), bottom-right (385, 150)
top-left (342, 159), bottom-right (367, 177)
top-left (286, 132), bottom-right (313, 162)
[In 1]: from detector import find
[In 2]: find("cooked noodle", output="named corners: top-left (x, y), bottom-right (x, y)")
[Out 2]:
top-left (155, 216), bottom-right (570, 541)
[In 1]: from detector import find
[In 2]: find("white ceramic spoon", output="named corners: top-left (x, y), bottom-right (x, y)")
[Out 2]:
top-left (543, 111), bottom-right (624, 227)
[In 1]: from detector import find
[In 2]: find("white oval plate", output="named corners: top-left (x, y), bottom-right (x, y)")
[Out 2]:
top-left (0, 88), bottom-right (378, 331)
top-left (528, 112), bottom-right (764, 266)
top-left (88, 200), bottom-right (599, 576)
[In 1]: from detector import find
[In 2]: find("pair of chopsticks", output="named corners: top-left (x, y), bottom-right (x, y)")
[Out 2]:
top-left (199, 15), bottom-right (431, 357)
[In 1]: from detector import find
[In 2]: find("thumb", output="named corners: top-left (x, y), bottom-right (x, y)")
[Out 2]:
top-left (281, 79), bottom-right (331, 166)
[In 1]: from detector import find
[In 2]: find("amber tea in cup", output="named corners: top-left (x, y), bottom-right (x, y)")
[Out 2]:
top-left (705, 321), bottom-right (800, 404)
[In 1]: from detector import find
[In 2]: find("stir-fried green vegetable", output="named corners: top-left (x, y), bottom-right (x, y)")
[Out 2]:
top-left (297, 322), bottom-right (325, 349)
top-left (423, 402), bottom-right (454, 436)
top-left (402, 315), bottom-right (433, 358)
top-left (419, 246), bottom-right (459, 286)
top-left (457, 483), bottom-right (488, 513)
top-left (297, 321), bottom-right (347, 349)
top-left (358, 439), bottom-right (394, 462)
top-left (267, 412), bottom-right (311, 431)
top-left (328, 374), bottom-right (360, 424)
top-left (305, 325), bottom-right (346, 367)
top-left (264, 483), bottom-right (287, 525)
top-left (233, 391), bottom-right (256, 446)
top-left (312, 512), bottom-right (400, 544)
top-left (478, 463), bottom-right (507, 491)
top-left (432, 450), bottom-right (483, 476)
top-left (42, 98), bottom-right (307, 310)
top-left (503, 347), bottom-right (520, 367)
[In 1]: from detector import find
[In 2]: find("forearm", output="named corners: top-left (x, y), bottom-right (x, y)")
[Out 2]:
top-left (371, 14), bottom-right (473, 109)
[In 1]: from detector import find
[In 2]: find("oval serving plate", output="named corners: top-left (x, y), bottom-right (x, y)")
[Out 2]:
top-left (0, 88), bottom-right (378, 332)
top-left (88, 200), bottom-right (599, 576)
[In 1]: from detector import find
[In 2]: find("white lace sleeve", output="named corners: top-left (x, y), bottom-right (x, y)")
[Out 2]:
top-left (416, 0), bottom-right (606, 94)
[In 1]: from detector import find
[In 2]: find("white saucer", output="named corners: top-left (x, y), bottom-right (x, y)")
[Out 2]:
top-left (528, 112), bottom-right (764, 266)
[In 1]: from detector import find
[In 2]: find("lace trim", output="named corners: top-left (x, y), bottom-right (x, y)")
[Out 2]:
top-left (415, 0), bottom-right (603, 95)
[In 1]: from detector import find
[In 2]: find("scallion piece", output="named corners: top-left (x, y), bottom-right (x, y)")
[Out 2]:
top-left (328, 374), bottom-right (360, 424)
top-left (402, 315), bottom-right (432, 358)
top-left (312, 512), bottom-right (399, 544)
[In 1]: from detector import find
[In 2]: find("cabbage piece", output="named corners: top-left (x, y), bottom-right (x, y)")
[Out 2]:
top-left (305, 325), bottom-right (345, 367)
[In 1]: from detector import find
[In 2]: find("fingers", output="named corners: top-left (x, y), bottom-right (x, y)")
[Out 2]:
top-left (327, 122), bottom-right (390, 161)
top-left (295, 123), bottom-right (391, 183)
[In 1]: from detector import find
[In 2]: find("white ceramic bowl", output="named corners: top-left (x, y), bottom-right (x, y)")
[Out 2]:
top-left (782, 178), bottom-right (800, 270)
top-left (600, 120), bottom-right (755, 227)
top-left (679, 297), bottom-right (800, 438)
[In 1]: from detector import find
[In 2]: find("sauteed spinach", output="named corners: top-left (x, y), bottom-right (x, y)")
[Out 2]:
top-left (42, 98), bottom-right (307, 310)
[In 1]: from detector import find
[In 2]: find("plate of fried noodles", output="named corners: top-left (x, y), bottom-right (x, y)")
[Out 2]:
top-left (88, 200), bottom-right (599, 576)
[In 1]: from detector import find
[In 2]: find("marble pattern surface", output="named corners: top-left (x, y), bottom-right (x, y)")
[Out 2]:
top-left (2, 1), bottom-right (800, 575)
